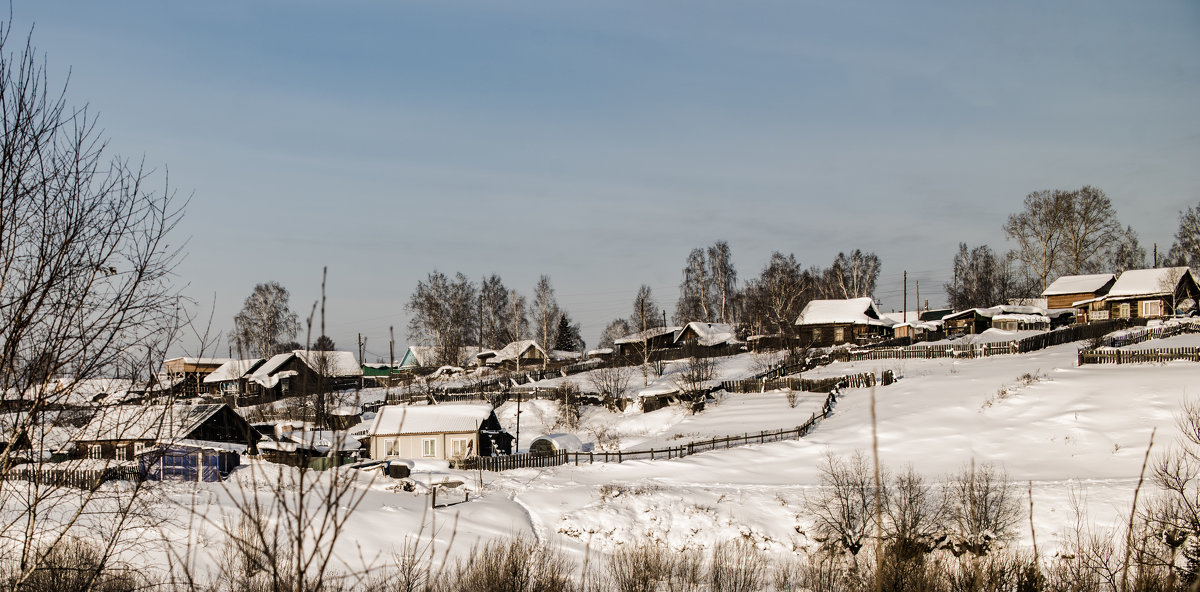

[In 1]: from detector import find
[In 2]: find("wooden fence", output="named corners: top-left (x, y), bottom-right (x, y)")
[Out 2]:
top-left (2, 465), bottom-right (143, 489)
top-left (1078, 347), bottom-right (1200, 365)
top-left (720, 371), bottom-right (878, 394)
top-left (1093, 320), bottom-right (1200, 349)
top-left (458, 391), bottom-right (837, 472)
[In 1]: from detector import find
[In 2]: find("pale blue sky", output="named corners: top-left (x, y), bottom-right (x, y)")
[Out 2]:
top-left (10, 1), bottom-right (1200, 358)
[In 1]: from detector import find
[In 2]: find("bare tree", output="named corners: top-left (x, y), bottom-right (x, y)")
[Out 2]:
top-left (945, 463), bottom-right (1020, 556)
top-left (1165, 200), bottom-right (1200, 268)
top-left (1004, 189), bottom-right (1070, 292)
top-left (674, 248), bottom-right (711, 324)
top-left (944, 243), bottom-right (1031, 309)
top-left (597, 318), bottom-right (633, 350)
top-left (234, 282), bottom-right (301, 359)
top-left (588, 364), bottom-right (633, 404)
top-left (531, 275), bottom-right (561, 365)
top-left (882, 465), bottom-right (946, 557)
top-left (675, 353), bottom-right (718, 414)
top-left (479, 274), bottom-right (515, 349)
top-left (507, 288), bottom-right (529, 344)
top-left (827, 250), bottom-right (881, 300)
top-left (1058, 185), bottom-right (1122, 276)
top-left (741, 252), bottom-right (808, 338)
top-left (707, 240), bottom-right (737, 324)
top-left (1111, 225), bottom-right (1148, 274)
top-left (0, 20), bottom-right (185, 589)
top-left (629, 285), bottom-right (664, 386)
top-left (806, 451), bottom-right (883, 556)
top-left (405, 271), bottom-right (477, 367)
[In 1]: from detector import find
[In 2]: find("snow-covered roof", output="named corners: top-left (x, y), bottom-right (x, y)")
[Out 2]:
top-left (613, 326), bottom-right (681, 345)
top-left (881, 311), bottom-right (922, 325)
top-left (1106, 267), bottom-right (1196, 299)
top-left (164, 357), bottom-right (235, 367)
top-left (202, 358), bottom-right (265, 384)
top-left (992, 314), bottom-right (1050, 323)
top-left (675, 322), bottom-right (737, 346)
top-left (368, 404), bottom-right (494, 436)
top-left (530, 433), bottom-right (583, 452)
top-left (1042, 274), bottom-right (1115, 296)
top-left (293, 350), bottom-right (363, 377)
top-left (49, 378), bottom-right (139, 406)
top-left (945, 305), bottom-right (1046, 321)
top-left (479, 340), bottom-right (546, 364)
top-left (402, 346), bottom-right (478, 367)
top-left (586, 348), bottom-right (614, 357)
top-left (70, 404), bottom-right (227, 443)
top-left (794, 298), bottom-right (894, 327)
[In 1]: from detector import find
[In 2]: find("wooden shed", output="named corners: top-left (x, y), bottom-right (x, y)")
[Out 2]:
top-left (1041, 274), bottom-right (1116, 323)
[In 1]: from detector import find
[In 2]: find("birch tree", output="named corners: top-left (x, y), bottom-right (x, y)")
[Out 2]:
top-left (707, 240), bottom-right (738, 323)
top-left (1004, 189), bottom-right (1070, 292)
top-left (531, 275), bottom-right (560, 365)
top-left (674, 248), bottom-right (711, 324)
top-left (1057, 185), bottom-right (1122, 275)
top-left (233, 282), bottom-right (301, 359)
top-left (405, 271), bottom-right (477, 366)
top-left (827, 250), bottom-right (881, 299)
top-left (1166, 201), bottom-right (1200, 268)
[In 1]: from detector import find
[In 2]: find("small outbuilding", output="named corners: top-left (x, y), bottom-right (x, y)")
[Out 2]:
top-left (528, 433), bottom-right (584, 457)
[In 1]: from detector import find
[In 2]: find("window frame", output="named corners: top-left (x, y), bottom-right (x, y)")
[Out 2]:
top-left (421, 438), bottom-right (436, 458)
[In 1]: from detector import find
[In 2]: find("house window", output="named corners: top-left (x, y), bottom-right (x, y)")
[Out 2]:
top-left (1141, 300), bottom-right (1163, 318)
top-left (451, 438), bottom-right (471, 459)
top-left (385, 440), bottom-right (399, 457)
top-left (133, 442), bottom-right (147, 457)
top-left (811, 328), bottom-right (821, 342)
top-left (1092, 309), bottom-right (1109, 321)
top-left (114, 446), bottom-right (127, 461)
top-left (422, 438), bottom-right (436, 457)
top-left (88, 445), bottom-right (102, 460)
top-left (834, 327), bottom-right (844, 342)
top-left (1117, 303), bottom-right (1130, 319)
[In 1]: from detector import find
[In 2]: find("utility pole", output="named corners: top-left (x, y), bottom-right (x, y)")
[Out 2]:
top-left (515, 389), bottom-right (522, 454)
top-left (903, 270), bottom-right (907, 323)
top-left (915, 280), bottom-right (920, 315)
top-left (1154, 243), bottom-right (1159, 268)
top-left (357, 333), bottom-right (363, 397)
top-left (388, 326), bottom-right (395, 400)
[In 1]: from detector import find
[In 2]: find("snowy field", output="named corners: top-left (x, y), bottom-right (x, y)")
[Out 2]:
top-left (9, 337), bottom-right (1199, 580)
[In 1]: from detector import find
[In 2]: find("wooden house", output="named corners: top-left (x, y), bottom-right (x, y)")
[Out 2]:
top-left (1041, 274), bottom-right (1116, 323)
top-left (673, 322), bottom-right (737, 348)
top-left (613, 326), bottom-right (681, 358)
top-left (1099, 267), bottom-right (1200, 320)
top-left (398, 346), bottom-right (479, 370)
top-left (476, 340), bottom-right (548, 371)
top-left (163, 357), bottom-right (234, 398)
top-left (794, 298), bottom-right (895, 347)
top-left (67, 403), bottom-right (257, 461)
top-left (944, 305), bottom-right (1049, 335)
top-left (367, 404), bottom-right (512, 461)
top-left (201, 358), bottom-right (265, 397)
top-left (243, 350), bottom-right (362, 400)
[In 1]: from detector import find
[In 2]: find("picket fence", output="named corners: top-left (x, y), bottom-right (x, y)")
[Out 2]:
top-left (720, 371), bottom-right (878, 395)
top-left (1093, 319), bottom-right (1200, 349)
top-left (1078, 347), bottom-right (1200, 365)
top-left (2, 465), bottom-right (142, 489)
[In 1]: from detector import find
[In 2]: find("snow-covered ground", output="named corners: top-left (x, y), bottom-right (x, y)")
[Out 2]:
top-left (8, 335), bottom-right (1199, 580)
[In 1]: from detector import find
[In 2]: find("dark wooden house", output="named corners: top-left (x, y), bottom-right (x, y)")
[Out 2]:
top-left (794, 298), bottom-right (894, 347)
top-left (1100, 267), bottom-right (1200, 320)
top-left (613, 326), bottom-right (682, 358)
top-left (67, 403), bottom-right (257, 461)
